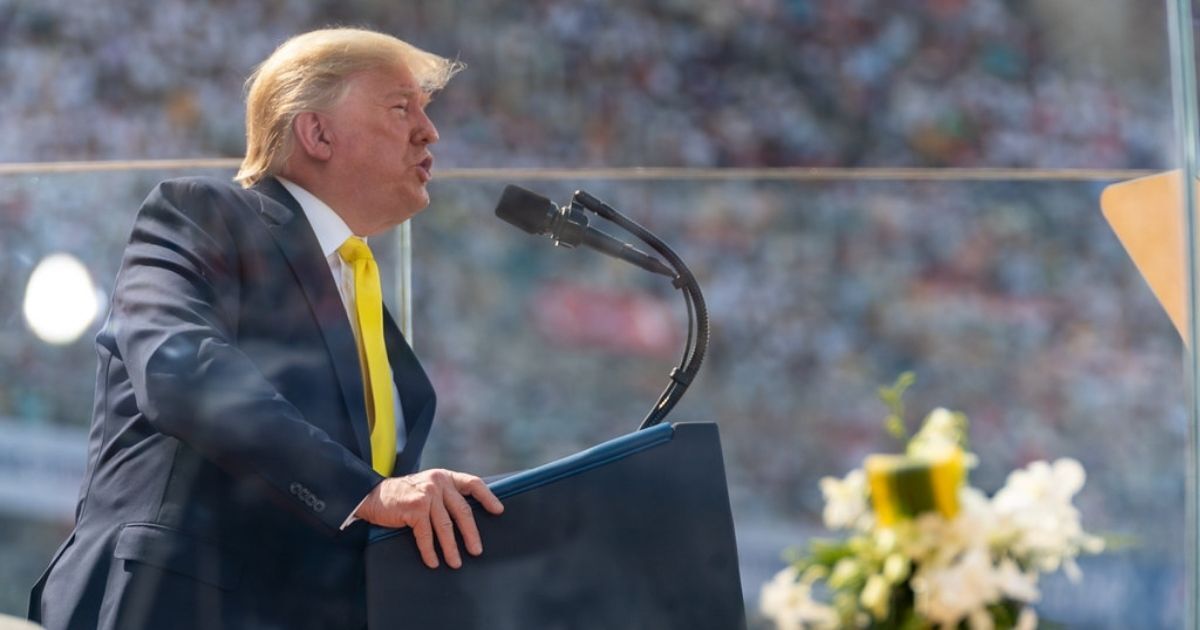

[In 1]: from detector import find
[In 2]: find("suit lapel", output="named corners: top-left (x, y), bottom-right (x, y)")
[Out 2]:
top-left (250, 178), bottom-right (374, 462)
top-left (383, 307), bottom-right (436, 475)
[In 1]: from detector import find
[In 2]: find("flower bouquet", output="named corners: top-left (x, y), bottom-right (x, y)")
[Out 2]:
top-left (760, 373), bottom-right (1104, 629)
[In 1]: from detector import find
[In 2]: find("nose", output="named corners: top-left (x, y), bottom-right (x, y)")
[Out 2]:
top-left (413, 109), bottom-right (439, 145)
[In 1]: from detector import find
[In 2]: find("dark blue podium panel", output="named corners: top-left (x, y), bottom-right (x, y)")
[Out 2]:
top-left (366, 422), bottom-right (746, 629)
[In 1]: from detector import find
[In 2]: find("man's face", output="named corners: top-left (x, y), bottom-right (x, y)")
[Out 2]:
top-left (324, 62), bottom-right (439, 234)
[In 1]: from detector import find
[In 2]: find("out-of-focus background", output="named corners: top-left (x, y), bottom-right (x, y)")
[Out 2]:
top-left (0, 1), bottom-right (1188, 626)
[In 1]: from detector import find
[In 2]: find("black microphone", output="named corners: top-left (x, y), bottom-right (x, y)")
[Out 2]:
top-left (494, 185), bottom-right (675, 277)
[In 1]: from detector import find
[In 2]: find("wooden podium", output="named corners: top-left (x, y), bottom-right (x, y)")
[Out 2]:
top-left (364, 422), bottom-right (746, 629)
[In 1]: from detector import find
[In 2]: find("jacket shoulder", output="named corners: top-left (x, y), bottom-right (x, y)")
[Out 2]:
top-left (136, 176), bottom-right (270, 227)
top-left (151, 176), bottom-right (257, 206)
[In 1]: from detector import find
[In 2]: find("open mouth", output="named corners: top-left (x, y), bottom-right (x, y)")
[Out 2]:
top-left (416, 156), bottom-right (434, 182)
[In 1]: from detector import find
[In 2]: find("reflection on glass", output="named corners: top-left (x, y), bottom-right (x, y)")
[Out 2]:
top-left (22, 253), bottom-right (102, 346)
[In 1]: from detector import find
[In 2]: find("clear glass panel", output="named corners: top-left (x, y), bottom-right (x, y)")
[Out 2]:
top-left (1, 1), bottom-right (1188, 628)
top-left (1168, 0), bottom-right (1200, 626)
top-left (416, 176), bottom-right (1187, 627)
top-left (4, 168), bottom-right (1186, 624)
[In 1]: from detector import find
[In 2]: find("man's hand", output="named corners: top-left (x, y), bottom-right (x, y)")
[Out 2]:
top-left (355, 469), bottom-right (504, 569)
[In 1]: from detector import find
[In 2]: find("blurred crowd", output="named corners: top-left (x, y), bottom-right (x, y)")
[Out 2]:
top-left (0, 0), bottom-right (1187, 623)
top-left (0, 0), bottom-right (1169, 168)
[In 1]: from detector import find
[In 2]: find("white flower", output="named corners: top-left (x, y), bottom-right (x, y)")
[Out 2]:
top-left (759, 566), bottom-right (839, 630)
top-left (1064, 556), bottom-right (1085, 583)
top-left (828, 558), bottom-right (861, 589)
top-left (882, 554), bottom-right (909, 584)
top-left (909, 408), bottom-right (975, 462)
top-left (993, 558), bottom-right (1040, 603)
top-left (995, 459), bottom-right (1085, 510)
top-left (769, 406), bottom-right (1102, 629)
top-left (902, 487), bottom-right (993, 566)
top-left (1015, 606), bottom-right (1038, 630)
top-left (860, 574), bottom-right (891, 620)
top-left (967, 608), bottom-right (995, 630)
top-left (820, 469), bottom-right (870, 531)
top-left (914, 407), bottom-right (961, 443)
top-left (992, 458), bottom-right (1101, 575)
top-left (874, 527), bottom-right (897, 554)
top-left (911, 548), bottom-right (1001, 626)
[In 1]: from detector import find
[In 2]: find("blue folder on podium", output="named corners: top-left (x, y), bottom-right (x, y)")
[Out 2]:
top-left (365, 422), bottom-right (746, 629)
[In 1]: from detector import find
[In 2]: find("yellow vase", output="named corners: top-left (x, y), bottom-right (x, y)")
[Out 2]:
top-left (865, 447), bottom-right (965, 526)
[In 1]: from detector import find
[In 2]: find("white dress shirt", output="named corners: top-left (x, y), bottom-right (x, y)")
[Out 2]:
top-left (278, 177), bottom-right (406, 526)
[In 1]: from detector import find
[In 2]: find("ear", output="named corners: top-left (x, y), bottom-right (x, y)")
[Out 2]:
top-left (291, 112), bottom-right (334, 162)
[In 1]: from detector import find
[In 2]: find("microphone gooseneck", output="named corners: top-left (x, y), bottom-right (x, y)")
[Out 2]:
top-left (493, 185), bottom-right (708, 430)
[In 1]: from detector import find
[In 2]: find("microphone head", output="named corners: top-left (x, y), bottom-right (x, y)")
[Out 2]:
top-left (495, 185), bottom-right (557, 236)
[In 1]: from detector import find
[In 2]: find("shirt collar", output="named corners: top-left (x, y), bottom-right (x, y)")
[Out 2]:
top-left (277, 177), bottom-right (358, 258)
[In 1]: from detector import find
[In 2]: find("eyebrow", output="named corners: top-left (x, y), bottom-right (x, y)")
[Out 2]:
top-left (382, 87), bottom-right (432, 102)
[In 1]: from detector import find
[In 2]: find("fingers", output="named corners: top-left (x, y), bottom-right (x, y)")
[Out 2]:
top-left (453, 472), bottom-right (505, 515)
top-left (410, 514), bottom-right (440, 569)
top-left (370, 470), bottom-right (501, 570)
top-left (445, 491), bottom-right (483, 557)
top-left (430, 495), bottom-right (462, 569)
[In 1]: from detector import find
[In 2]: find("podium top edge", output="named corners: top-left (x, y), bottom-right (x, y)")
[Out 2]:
top-left (368, 423), bottom-right (677, 543)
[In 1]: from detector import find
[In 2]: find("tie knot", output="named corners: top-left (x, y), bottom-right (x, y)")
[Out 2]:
top-left (338, 236), bottom-right (374, 264)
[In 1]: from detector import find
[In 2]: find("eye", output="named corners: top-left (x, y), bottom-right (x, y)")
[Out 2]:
top-left (392, 103), bottom-right (409, 113)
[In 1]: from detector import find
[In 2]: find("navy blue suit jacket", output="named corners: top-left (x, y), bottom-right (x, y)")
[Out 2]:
top-left (30, 176), bottom-right (436, 629)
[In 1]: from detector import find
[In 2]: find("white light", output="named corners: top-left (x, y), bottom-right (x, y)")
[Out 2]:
top-left (23, 253), bottom-right (101, 345)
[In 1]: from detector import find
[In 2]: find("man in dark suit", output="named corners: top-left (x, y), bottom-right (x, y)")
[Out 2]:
top-left (29, 28), bottom-right (503, 629)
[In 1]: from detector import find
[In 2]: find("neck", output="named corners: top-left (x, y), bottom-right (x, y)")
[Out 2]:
top-left (279, 167), bottom-right (381, 236)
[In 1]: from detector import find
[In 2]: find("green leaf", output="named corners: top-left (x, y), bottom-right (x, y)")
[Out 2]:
top-left (878, 371), bottom-right (916, 442)
top-left (897, 610), bottom-right (931, 630)
top-left (805, 538), bottom-right (857, 567)
top-left (1098, 533), bottom-right (1140, 552)
top-left (782, 546), bottom-right (806, 566)
top-left (987, 600), bottom-right (1019, 628)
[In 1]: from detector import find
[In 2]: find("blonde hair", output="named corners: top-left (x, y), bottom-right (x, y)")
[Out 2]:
top-left (235, 28), bottom-right (462, 188)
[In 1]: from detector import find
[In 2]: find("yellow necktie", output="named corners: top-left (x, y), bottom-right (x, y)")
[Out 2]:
top-left (338, 237), bottom-right (396, 475)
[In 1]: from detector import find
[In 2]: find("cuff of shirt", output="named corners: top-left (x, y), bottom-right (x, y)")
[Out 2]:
top-left (341, 492), bottom-right (373, 530)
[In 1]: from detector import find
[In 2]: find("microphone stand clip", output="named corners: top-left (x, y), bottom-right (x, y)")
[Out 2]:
top-left (547, 199), bottom-right (591, 250)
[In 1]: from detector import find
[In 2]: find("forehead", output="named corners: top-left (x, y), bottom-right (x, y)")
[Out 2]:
top-left (346, 63), bottom-right (430, 103)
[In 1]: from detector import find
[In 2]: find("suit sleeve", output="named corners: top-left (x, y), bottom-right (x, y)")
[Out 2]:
top-left (110, 179), bottom-right (383, 533)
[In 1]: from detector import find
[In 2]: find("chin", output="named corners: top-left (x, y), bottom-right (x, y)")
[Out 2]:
top-left (392, 202), bottom-right (428, 227)
top-left (398, 184), bottom-right (430, 209)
